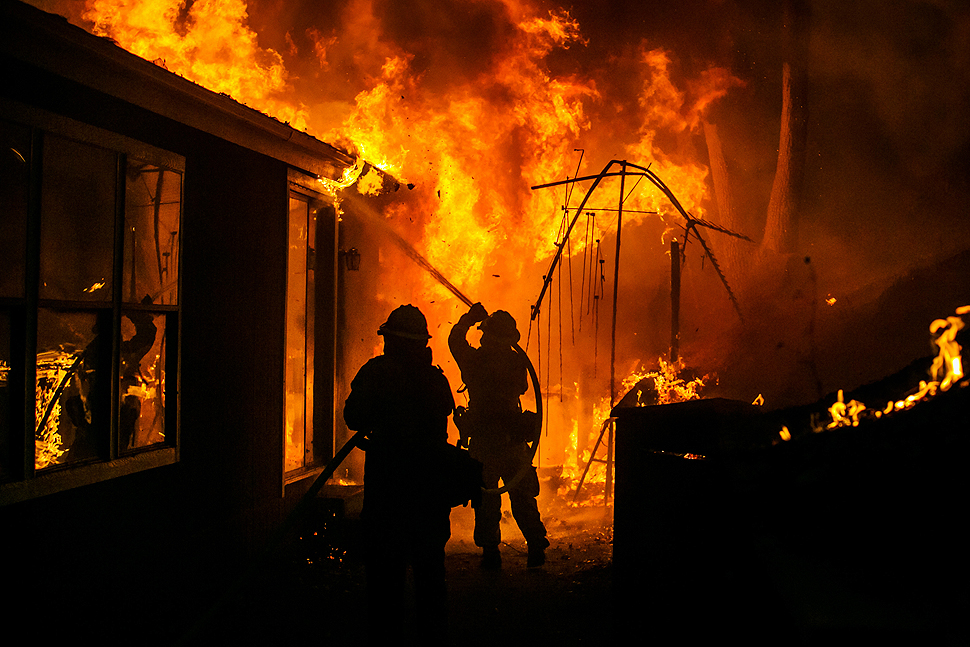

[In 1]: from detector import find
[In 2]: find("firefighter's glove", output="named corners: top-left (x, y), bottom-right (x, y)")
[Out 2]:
top-left (464, 302), bottom-right (488, 324)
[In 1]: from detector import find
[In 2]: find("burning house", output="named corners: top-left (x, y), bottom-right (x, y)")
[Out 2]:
top-left (3, 0), bottom-right (970, 643)
top-left (0, 0), bottom-right (367, 639)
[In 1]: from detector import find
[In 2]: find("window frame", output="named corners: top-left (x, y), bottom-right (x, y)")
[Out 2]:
top-left (283, 172), bottom-right (338, 488)
top-left (0, 100), bottom-right (183, 506)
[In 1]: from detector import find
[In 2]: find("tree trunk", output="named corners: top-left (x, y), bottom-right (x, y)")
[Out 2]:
top-left (704, 120), bottom-right (746, 278)
top-left (761, 0), bottom-right (810, 255)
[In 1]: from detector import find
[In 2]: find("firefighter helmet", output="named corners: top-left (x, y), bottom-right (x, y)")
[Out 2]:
top-left (479, 310), bottom-right (520, 344)
top-left (378, 304), bottom-right (431, 340)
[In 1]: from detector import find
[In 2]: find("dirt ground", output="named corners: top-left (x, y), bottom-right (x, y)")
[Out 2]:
top-left (178, 494), bottom-right (616, 647)
top-left (443, 502), bottom-right (616, 646)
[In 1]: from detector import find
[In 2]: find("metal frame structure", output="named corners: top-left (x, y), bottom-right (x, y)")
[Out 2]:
top-left (531, 158), bottom-right (752, 505)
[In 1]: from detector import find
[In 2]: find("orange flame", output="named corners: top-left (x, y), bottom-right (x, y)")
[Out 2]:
top-left (84, 0), bottom-right (308, 129)
top-left (809, 305), bottom-right (969, 434)
top-left (557, 357), bottom-right (707, 504)
top-left (79, 0), bottom-right (742, 500)
top-left (34, 350), bottom-right (76, 469)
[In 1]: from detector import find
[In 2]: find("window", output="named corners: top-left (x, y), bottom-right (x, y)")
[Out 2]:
top-left (0, 119), bottom-right (29, 482)
top-left (284, 180), bottom-right (337, 481)
top-left (285, 194), bottom-right (315, 473)
top-left (0, 109), bottom-right (182, 504)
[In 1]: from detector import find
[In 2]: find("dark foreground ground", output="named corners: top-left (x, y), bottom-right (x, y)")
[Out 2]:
top-left (170, 372), bottom-right (970, 647)
top-left (167, 472), bottom-right (967, 647)
top-left (174, 497), bottom-right (617, 647)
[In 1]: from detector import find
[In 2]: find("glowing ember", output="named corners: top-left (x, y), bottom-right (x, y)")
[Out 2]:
top-left (83, 280), bottom-right (107, 293)
top-left (929, 305), bottom-right (968, 392)
top-left (821, 389), bottom-right (867, 430)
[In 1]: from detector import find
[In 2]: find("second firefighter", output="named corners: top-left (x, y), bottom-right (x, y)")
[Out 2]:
top-left (448, 302), bottom-right (549, 569)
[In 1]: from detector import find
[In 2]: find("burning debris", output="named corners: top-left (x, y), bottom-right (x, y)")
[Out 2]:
top-left (794, 305), bottom-right (970, 439)
top-left (613, 357), bottom-right (709, 408)
top-left (34, 350), bottom-right (76, 468)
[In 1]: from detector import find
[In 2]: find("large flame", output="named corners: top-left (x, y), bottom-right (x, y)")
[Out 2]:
top-left (84, 0), bottom-right (308, 128)
top-left (77, 0), bottom-right (743, 502)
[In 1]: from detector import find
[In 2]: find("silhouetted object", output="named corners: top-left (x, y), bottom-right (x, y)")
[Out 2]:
top-left (449, 303), bottom-right (549, 569)
top-left (344, 304), bottom-right (457, 646)
top-left (119, 296), bottom-right (159, 450)
top-left (61, 296), bottom-right (158, 457)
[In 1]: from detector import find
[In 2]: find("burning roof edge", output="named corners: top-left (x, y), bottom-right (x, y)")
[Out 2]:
top-left (0, 0), bottom-right (357, 183)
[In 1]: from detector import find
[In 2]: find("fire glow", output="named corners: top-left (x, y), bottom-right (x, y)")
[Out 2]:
top-left (34, 351), bottom-right (75, 469)
top-left (69, 0), bottom-right (967, 507)
top-left (801, 305), bottom-right (970, 438)
top-left (73, 0), bottom-right (743, 496)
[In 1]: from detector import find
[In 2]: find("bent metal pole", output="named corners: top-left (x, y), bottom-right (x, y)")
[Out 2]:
top-left (530, 160), bottom-right (746, 322)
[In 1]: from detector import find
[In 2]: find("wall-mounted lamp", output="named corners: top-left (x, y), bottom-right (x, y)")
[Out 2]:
top-left (340, 247), bottom-right (361, 271)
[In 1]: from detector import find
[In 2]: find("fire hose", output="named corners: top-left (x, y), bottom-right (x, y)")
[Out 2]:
top-left (335, 192), bottom-right (544, 495)
top-left (314, 328), bottom-right (542, 498)
top-left (175, 430), bottom-right (366, 645)
top-left (295, 322), bottom-right (541, 507)
top-left (178, 346), bottom-right (538, 644)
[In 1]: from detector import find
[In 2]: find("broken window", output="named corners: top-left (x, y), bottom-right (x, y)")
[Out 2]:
top-left (35, 309), bottom-right (104, 469)
top-left (0, 119), bottom-right (29, 298)
top-left (119, 309), bottom-right (167, 452)
top-left (124, 162), bottom-right (181, 305)
top-left (40, 135), bottom-right (116, 302)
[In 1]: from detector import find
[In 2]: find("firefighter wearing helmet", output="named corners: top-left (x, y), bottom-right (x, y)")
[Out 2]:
top-left (449, 302), bottom-right (549, 569)
top-left (344, 304), bottom-right (456, 645)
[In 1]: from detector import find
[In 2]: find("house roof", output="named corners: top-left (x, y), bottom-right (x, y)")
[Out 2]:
top-left (0, 0), bottom-right (358, 182)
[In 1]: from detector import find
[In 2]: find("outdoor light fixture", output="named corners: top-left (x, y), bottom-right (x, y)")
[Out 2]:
top-left (341, 247), bottom-right (361, 271)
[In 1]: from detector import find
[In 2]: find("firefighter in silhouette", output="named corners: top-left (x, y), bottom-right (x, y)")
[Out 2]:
top-left (343, 304), bottom-right (456, 646)
top-left (449, 302), bottom-right (549, 569)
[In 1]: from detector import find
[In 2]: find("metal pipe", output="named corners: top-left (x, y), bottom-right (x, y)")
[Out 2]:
top-left (671, 238), bottom-right (681, 361)
top-left (610, 161), bottom-right (626, 406)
